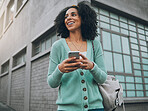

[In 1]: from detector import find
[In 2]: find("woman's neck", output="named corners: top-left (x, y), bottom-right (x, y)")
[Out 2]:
top-left (69, 30), bottom-right (83, 42)
top-left (66, 30), bottom-right (87, 52)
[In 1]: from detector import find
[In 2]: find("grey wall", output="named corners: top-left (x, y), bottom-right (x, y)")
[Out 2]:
top-left (1, 0), bottom-right (147, 73)
top-left (0, 0), bottom-right (79, 111)
top-left (0, 75), bottom-right (8, 104)
top-left (0, 0), bottom-right (78, 65)
top-left (30, 54), bottom-right (58, 111)
top-left (117, 102), bottom-right (148, 111)
top-left (10, 67), bottom-right (25, 111)
top-left (93, 0), bottom-right (148, 23)
top-left (0, 0), bottom-right (148, 111)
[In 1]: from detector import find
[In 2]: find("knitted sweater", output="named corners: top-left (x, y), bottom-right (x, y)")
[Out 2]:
top-left (47, 38), bottom-right (107, 111)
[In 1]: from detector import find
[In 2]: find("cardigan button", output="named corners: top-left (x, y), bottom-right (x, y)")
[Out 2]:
top-left (83, 88), bottom-right (87, 91)
top-left (81, 80), bottom-right (85, 83)
top-left (84, 105), bottom-right (88, 108)
top-left (80, 72), bottom-right (84, 76)
top-left (84, 96), bottom-right (88, 100)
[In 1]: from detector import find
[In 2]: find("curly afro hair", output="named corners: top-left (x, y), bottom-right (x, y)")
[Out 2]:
top-left (54, 1), bottom-right (98, 40)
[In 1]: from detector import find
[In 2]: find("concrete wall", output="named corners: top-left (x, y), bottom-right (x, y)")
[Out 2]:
top-left (116, 102), bottom-right (148, 111)
top-left (93, 0), bottom-right (148, 24)
top-left (0, 0), bottom-right (79, 111)
top-left (1, 0), bottom-right (147, 64)
top-left (0, 0), bottom-right (148, 111)
top-left (10, 66), bottom-right (25, 111)
top-left (0, 0), bottom-right (78, 64)
top-left (30, 54), bottom-right (58, 111)
top-left (0, 74), bottom-right (8, 104)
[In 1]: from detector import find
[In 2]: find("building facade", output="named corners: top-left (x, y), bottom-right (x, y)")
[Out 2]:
top-left (0, 0), bottom-right (148, 111)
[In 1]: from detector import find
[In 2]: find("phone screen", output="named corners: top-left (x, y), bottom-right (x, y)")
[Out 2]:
top-left (68, 51), bottom-right (80, 59)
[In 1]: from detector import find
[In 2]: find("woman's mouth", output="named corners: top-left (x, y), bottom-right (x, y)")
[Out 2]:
top-left (67, 22), bottom-right (74, 25)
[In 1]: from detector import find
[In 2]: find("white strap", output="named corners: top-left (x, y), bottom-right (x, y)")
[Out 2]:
top-left (122, 101), bottom-right (125, 111)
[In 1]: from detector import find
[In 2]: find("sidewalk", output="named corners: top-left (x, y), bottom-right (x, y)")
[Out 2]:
top-left (0, 102), bottom-right (16, 111)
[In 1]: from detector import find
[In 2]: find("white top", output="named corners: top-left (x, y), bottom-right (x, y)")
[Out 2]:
top-left (80, 51), bottom-right (87, 59)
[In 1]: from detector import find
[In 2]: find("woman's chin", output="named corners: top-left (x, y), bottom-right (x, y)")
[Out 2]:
top-left (67, 27), bottom-right (81, 32)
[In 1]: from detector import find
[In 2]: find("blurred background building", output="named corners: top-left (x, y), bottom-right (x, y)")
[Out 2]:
top-left (0, 0), bottom-right (148, 111)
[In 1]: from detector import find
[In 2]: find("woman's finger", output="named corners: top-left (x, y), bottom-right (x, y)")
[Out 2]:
top-left (65, 62), bottom-right (81, 67)
top-left (64, 66), bottom-right (80, 73)
top-left (80, 63), bottom-right (87, 67)
top-left (79, 53), bottom-right (87, 60)
top-left (75, 58), bottom-right (87, 64)
top-left (65, 66), bottom-right (79, 71)
top-left (59, 57), bottom-right (81, 73)
top-left (65, 57), bottom-right (76, 63)
top-left (80, 60), bottom-right (88, 64)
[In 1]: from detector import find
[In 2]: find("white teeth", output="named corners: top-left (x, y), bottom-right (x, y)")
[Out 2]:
top-left (68, 22), bottom-right (74, 25)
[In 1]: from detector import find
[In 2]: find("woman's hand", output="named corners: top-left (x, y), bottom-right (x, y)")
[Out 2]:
top-left (78, 53), bottom-right (94, 70)
top-left (58, 57), bottom-right (81, 73)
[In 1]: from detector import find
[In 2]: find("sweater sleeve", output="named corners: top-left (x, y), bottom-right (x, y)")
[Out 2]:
top-left (90, 40), bottom-right (107, 84)
top-left (47, 43), bottom-right (63, 88)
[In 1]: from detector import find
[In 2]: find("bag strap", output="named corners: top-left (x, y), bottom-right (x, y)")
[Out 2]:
top-left (92, 41), bottom-right (126, 111)
top-left (92, 41), bottom-right (95, 61)
top-left (92, 41), bottom-right (94, 54)
top-left (123, 101), bottom-right (125, 111)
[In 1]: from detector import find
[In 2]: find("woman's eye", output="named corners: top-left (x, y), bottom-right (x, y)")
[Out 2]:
top-left (65, 15), bottom-right (68, 19)
top-left (65, 13), bottom-right (77, 19)
top-left (72, 14), bottom-right (76, 16)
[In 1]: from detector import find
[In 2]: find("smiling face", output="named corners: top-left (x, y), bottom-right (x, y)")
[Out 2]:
top-left (64, 8), bottom-right (81, 32)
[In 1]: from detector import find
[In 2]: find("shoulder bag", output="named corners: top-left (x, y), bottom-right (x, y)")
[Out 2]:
top-left (92, 41), bottom-right (125, 111)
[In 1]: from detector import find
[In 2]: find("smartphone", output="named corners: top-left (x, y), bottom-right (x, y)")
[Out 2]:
top-left (68, 51), bottom-right (80, 59)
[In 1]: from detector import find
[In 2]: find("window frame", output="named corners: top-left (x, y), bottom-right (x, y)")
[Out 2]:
top-left (0, 12), bottom-right (4, 38)
top-left (5, 0), bottom-right (15, 28)
top-left (100, 28), bottom-right (133, 75)
top-left (32, 27), bottom-right (57, 58)
top-left (12, 48), bottom-right (26, 69)
top-left (1, 60), bottom-right (9, 74)
top-left (93, 5), bottom-right (148, 98)
top-left (15, 0), bottom-right (28, 18)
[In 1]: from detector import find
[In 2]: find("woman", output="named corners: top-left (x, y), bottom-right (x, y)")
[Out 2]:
top-left (47, 1), bottom-right (107, 111)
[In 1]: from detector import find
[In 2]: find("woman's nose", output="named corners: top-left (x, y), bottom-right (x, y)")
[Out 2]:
top-left (66, 15), bottom-right (72, 20)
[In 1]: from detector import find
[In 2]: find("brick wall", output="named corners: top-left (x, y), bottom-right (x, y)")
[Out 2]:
top-left (30, 54), bottom-right (58, 111)
top-left (0, 75), bottom-right (8, 104)
top-left (10, 67), bottom-right (25, 111)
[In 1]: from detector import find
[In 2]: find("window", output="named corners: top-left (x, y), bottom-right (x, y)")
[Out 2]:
top-left (16, 0), bottom-right (26, 11)
top-left (32, 28), bottom-right (56, 56)
top-left (93, 6), bottom-right (148, 98)
top-left (16, 0), bottom-right (28, 15)
top-left (0, 13), bottom-right (4, 36)
top-left (1, 61), bottom-right (9, 74)
top-left (13, 48), bottom-right (26, 67)
top-left (102, 31), bottom-right (132, 74)
top-left (6, 0), bottom-right (14, 27)
top-left (0, 0), bottom-right (4, 8)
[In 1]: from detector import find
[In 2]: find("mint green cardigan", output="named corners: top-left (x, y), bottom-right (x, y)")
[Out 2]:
top-left (47, 38), bottom-right (107, 111)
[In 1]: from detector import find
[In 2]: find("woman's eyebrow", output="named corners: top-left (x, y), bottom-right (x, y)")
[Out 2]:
top-left (65, 11), bottom-right (77, 15)
top-left (71, 12), bottom-right (77, 14)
